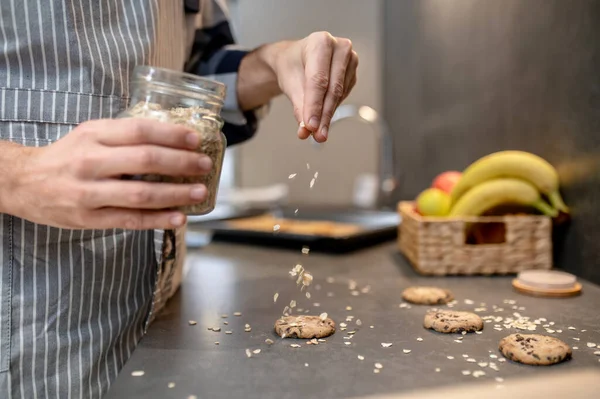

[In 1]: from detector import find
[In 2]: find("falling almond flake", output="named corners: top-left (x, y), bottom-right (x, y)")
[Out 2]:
top-left (265, 339), bottom-right (274, 345)
top-left (131, 371), bottom-right (145, 377)
top-left (246, 349), bottom-right (252, 358)
top-left (306, 163), bottom-right (310, 170)
top-left (351, 291), bottom-right (360, 296)
top-left (375, 363), bottom-right (383, 369)
top-left (313, 303), bottom-right (321, 307)
top-left (288, 173), bottom-right (297, 179)
top-left (403, 349), bottom-right (411, 354)
top-left (294, 208), bottom-right (299, 214)
top-left (314, 171), bottom-right (319, 179)
top-left (381, 343), bottom-right (393, 348)
top-left (168, 382), bottom-right (175, 388)
top-left (356, 319), bottom-right (362, 326)
top-left (358, 355), bottom-right (365, 360)
top-left (302, 272), bottom-right (313, 286)
top-left (188, 320), bottom-right (197, 326)
top-left (326, 277), bottom-right (335, 283)
top-left (370, 326), bottom-right (374, 329)
top-left (305, 363), bottom-right (309, 367)
top-left (302, 246), bottom-right (310, 255)
top-left (373, 369), bottom-right (380, 374)
top-left (273, 224), bottom-right (281, 232)
top-left (273, 293), bottom-right (279, 303)
top-left (290, 300), bottom-right (297, 308)
top-left (327, 292), bottom-right (334, 297)
top-left (253, 349), bottom-right (261, 354)
top-left (447, 356), bottom-right (454, 360)
top-left (462, 370), bottom-right (471, 376)
top-left (345, 342), bottom-right (351, 346)
top-left (417, 337), bottom-right (423, 342)
top-left (309, 178), bottom-right (316, 188)
top-left (305, 292), bottom-right (311, 299)
top-left (435, 368), bottom-right (441, 373)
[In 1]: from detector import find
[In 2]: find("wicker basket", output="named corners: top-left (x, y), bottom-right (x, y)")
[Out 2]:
top-left (397, 201), bottom-right (552, 275)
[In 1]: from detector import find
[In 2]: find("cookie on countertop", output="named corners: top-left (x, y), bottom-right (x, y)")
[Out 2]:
top-left (402, 286), bottom-right (454, 305)
top-left (423, 309), bottom-right (483, 333)
top-left (274, 315), bottom-right (336, 339)
top-left (499, 333), bottom-right (572, 366)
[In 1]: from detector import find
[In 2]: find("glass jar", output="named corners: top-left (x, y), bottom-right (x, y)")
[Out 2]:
top-left (118, 66), bottom-right (227, 215)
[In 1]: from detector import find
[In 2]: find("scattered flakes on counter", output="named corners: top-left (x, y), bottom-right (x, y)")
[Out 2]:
top-left (351, 291), bottom-right (360, 296)
top-left (327, 292), bottom-right (335, 297)
top-left (435, 368), bottom-right (441, 373)
top-left (358, 355), bottom-right (365, 360)
top-left (348, 280), bottom-right (358, 290)
top-left (168, 382), bottom-right (175, 388)
top-left (403, 349), bottom-right (411, 354)
top-left (573, 337), bottom-right (581, 341)
top-left (318, 339), bottom-right (327, 342)
top-left (356, 319), bottom-right (363, 326)
top-left (381, 343), bottom-right (393, 348)
top-left (454, 340), bottom-right (463, 343)
top-left (346, 315), bottom-right (355, 321)
top-left (306, 163), bottom-right (311, 170)
top-left (549, 321), bottom-right (555, 326)
top-left (461, 331), bottom-right (468, 336)
top-left (265, 339), bottom-right (274, 345)
top-left (246, 349), bottom-right (252, 358)
top-left (274, 293), bottom-right (279, 303)
top-left (212, 327), bottom-right (221, 332)
top-left (290, 344), bottom-right (301, 348)
top-left (215, 341), bottom-right (219, 345)
top-left (346, 306), bottom-right (353, 311)
top-left (233, 312), bottom-right (242, 317)
top-left (456, 336), bottom-right (464, 341)
top-left (593, 351), bottom-right (600, 356)
top-left (461, 370), bottom-right (471, 376)
top-left (347, 331), bottom-right (357, 335)
top-left (375, 363), bottom-right (383, 369)
top-left (399, 303), bottom-right (410, 309)
top-left (188, 395), bottom-right (198, 399)
top-left (309, 178), bottom-right (316, 188)
top-left (131, 370), bottom-right (145, 377)
top-left (188, 320), bottom-right (197, 326)
top-left (223, 321), bottom-right (229, 325)
top-left (475, 331), bottom-right (483, 335)
top-left (498, 358), bottom-right (506, 363)
top-left (340, 323), bottom-right (347, 328)
top-left (494, 327), bottom-right (503, 332)
top-left (305, 363), bottom-right (309, 367)
top-left (447, 356), bottom-right (455, 360)
top-left (253, 349), bottom-right (261, 354)
top-left (288, 173), bottom-right (297, 179)
top-left (307, 338), bottom-right (319, 345)
top-left (464, 299), bottom-right (474, 305)
top-left (474, 307), bottom-right (487, 312)
top-left (326, 277), bottom-right (335, 283)
top-left (472, 370), bottom-right (486, 378)
top-left (417, 337), bottom-right (423, 342)
top-left (478, 362), bottom-right (488, 368)
top-left (587, 342), bottom-right (597, 348)
top-left (495, 377), bottom-right (504, 383)
top-left (244, 326), bottom-right (252, 333)
top-left (546, 329), bottom-right (556, 334)
top-left (345, 342), bottom-right (351, 346)
top-left (225, 330), bottom-right (232, 335)
top-left (489, 354), bottom-right (498, 359)
top-left (306, 292), bottom-right (311, 299)
top-left (462, 354), bottom-right (469, 358)
top-left (361, 285), bottom-right (371, 294)
top-left (373, 369), bottom-right (380, 374)
top-left (581, 329), bottom-right (587, 332)
top-left (466, 358), bottom-right (476, 363)
top-left (573, 346), bottom-right (579, 350)
top-left (221, 314), bottom-right (228, 318)
top-left (290, 300), bottom-right (297, 309)
top-left (313, 302), bottom-right (321, 308)
top-left (297, 308), bottom-right (304, 312)
top-left (556, 329), bottom-right (563, 333)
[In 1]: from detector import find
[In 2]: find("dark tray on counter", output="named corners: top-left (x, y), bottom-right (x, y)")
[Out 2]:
top-left (187, 206), bottom-right (401, 254)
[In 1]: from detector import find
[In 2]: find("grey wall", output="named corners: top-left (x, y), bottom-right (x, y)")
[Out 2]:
top-left (384, 0), bottom-right (600, 284)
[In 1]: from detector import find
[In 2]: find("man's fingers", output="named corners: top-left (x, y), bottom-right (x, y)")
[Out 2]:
top-left (82, 181), bottom-right (208, 210)
top-left (86, 208), bottom-right (188, 230)
top-left (341, 50), bottom-right (359, 102)
top-left (88, 118), bottom-right (201, 150)
top-left (302, 32), bottom-right (335, 133)
top-left (85, 145), bottom-right (212, 178)
top-left (314, 38), bottom-right (353, 142)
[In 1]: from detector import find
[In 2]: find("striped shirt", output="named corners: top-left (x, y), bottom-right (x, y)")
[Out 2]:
top-left (0, 1), bottom-right (261, 398)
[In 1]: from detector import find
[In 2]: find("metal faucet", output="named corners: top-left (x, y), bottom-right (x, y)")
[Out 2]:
top-left (321, 104), bottom-right (398, 209)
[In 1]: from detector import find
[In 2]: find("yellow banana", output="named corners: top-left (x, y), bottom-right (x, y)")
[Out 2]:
top-left (450, 150), bottom-right (569, 213)
top-left (449, 178), bottom-right (558, 217)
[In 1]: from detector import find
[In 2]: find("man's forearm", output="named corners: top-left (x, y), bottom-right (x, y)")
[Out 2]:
top-left (0, 141), bottom-right (29, 214)
top-left (236, 42), bottom-right (288, 111)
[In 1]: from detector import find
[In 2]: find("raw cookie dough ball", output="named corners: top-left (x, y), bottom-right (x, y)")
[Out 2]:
top-left (274, 315), bottom-right (336, 339)
top-left (423, 309), bottom-right (483, 333)
top-left (499, 333), bottom-right (572, 366)
top-left (402, 286), bottom-right (454, 305)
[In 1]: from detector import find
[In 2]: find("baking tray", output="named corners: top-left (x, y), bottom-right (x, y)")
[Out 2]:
top-left (187, 206), bottom-right (401, 253)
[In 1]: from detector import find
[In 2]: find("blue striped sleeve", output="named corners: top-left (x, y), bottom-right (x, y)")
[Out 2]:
top-left (185, 5), bottom-right (265, 147)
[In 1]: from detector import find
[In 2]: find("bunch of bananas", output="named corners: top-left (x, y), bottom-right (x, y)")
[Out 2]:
top-left (416, 150), bottom-right (568, 218)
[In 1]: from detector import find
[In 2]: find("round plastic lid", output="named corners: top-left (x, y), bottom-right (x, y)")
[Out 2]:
top-left (517, 270), bottom-right (577, 290)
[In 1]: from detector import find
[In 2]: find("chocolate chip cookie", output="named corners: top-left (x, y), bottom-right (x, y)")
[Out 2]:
top-left (402, 286), bottom-right (454, 305)
top-left (423, 309), bottom-right (483, 333)
top-left (499, 333), bottom-right (572, 366)
top-left (274, 315), bottom-right (336, 339)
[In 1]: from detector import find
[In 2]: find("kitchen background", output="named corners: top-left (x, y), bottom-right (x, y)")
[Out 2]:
top-left (222, 0), bottom-right (600, 284)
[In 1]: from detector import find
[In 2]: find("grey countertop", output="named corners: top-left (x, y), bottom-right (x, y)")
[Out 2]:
top-left (106, 241), bottom-right (600, 399)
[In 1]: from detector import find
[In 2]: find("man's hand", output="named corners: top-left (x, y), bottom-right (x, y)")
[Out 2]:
top-left (1, 119), bottom-right (213, 230)
top-left (237, 32), bottom-right (358, 143)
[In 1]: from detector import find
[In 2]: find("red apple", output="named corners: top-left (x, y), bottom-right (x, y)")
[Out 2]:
top-left (432, 171), bottom-right (462, 194)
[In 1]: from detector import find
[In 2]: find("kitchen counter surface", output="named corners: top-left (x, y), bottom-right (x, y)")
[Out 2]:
top-left (106, 241), bottom-right (600, 399)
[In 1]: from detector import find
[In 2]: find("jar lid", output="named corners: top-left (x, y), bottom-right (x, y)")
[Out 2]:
top-left (512, 270), bottom-right (582, 298)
